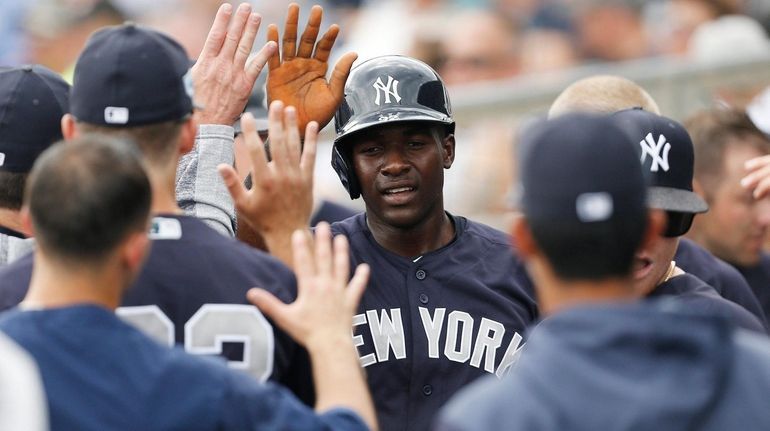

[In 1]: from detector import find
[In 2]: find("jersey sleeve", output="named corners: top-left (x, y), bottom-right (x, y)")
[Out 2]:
top-left (175, 124), bottom-right (237, 237)
top-left (220, 375), bottom-right (370, 431)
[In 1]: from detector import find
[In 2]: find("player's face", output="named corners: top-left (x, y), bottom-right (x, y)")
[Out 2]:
top-left (690, 143), bottom-right (770, 266)
top-left (351, 122), bottom-right (455, 229)
top-left (632, 233), bottom-right (679, 294)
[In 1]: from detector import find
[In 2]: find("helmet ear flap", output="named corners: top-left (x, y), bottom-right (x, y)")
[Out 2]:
top-left (331, 144), bottom-right (361, 199)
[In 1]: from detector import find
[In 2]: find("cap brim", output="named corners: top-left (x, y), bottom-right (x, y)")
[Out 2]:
top-left (335, 107), bottom-right (452, 144)
top-left (648, 187), bottom-right (708, 213)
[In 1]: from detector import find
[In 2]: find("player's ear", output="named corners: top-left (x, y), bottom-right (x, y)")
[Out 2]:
top-left (511, 214), bottom-right (537, 260)
top-left (178, 117), bottom-right (197, 155)
top-left (20, 206), bottom-right (34, 237)
top-left (60, 114), bottom-right (78, 140)
top-left (121, 229), bottom-right (151, 277)
top-left (441, 133), bottom-right (455, 169)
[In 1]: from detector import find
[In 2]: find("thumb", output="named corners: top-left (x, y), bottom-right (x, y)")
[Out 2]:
top-left (329, 52), bottom-right (358, 102)
top-left (247, 288), bottom-right (291, 329)
top-left (218, 164), bottom-right (248, 208)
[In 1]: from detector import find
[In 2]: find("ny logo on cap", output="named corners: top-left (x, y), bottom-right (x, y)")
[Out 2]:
top-left (104, 107), bottom-right (129, 125)
top-left (639, 133), bottom-right (671, 172)
top-left (373, 76), bottom-right (401, 106)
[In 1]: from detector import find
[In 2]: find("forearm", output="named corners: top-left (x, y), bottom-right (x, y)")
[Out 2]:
top-left (176, 124), bottom-right (237, 236)
top-left (308, 334), bottom-right (378, 431)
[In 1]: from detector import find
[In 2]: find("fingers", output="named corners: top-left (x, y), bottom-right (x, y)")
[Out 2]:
top-left (297, 5), bottom-right (323, 58)
top-left (267, 101), bottom-right (288, 168)
top-left (247, 288), bottom-right (290, 327)
top-left (285, 106), bottom-right (302, 164)
top-left (220, 3), bottom-right (252, 61)
top-left (745, 155), bottom-right (770, 171)
top-left (246, 41), bottom-right (278, 82)
top-left (330, 52), bottom-right (358, 102)
top-left (312, 24), bottom-right (340, 63)
top-left (292, 229), bottom-right (315, 286)
top-left (234, 12), bottom-right (262, 69)
top-left (346, 264), bottom-right (370, 311)
top-left (282, 3), bottom-right (300, 62)
top-left (301, 121), bottom-right (318, 181)
top-left (266, 24), bottom-right (280, 71)
top-left (241, 113), bottom-right (269, 182)
top-left (200, 3), bottom-right (232, 59)
top-left (218, 164), bottom-right (248, 209)
top-left (333, 233), bottom-right (350, 289)
top-left (314, 222), bottom-right (333, 281)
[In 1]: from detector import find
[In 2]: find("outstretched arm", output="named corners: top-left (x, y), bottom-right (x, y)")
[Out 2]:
top-left (247, 224), bottom-right (377, 431)
top-left (266, 3), bottom-right (358, 135)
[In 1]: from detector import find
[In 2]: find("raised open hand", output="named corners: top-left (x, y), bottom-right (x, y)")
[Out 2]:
top-left (191, 3), bottom-right (277, 125)
top-left (266, 3), bottom-right (357, 134)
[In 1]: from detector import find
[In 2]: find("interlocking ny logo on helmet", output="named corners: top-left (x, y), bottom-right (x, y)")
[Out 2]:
top-left (373, 76), bottom-right (401, 106)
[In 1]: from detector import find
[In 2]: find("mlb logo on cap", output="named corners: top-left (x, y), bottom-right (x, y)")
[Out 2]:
top-left (104, 107), bottom-right (129, 125)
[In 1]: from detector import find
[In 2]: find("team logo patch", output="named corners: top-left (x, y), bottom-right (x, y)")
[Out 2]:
top-left (104, 106), bottom-right (129, 125)
top-left (149, 217), bottom-right (182, 240)
top-left (576, 192), bottom-right (613, 222)
top-left (373, 75), bottom-right (401, 106)
top-left (639, 132), bottom-right (671, 172)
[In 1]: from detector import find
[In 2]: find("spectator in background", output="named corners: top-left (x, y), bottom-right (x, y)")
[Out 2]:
top-left (686, 107), bottom-right (770, 319)
top-left (23, 0), bottom-right (125, 81)
top-left (574, 0), bottom-right (649, 62)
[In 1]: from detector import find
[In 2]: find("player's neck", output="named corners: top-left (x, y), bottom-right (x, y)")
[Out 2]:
top-left (147, 166), bottom-right (183, 215)
top-left (23, 251), bottom-right (126, 310)
top-left (366, 207), bottom-right (455, 258)
top-left (0, 208), bottom-right (28, 236)
top-left (530, 258), bottom-right (637, 316)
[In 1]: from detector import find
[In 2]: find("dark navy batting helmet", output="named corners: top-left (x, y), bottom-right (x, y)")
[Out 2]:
top-left (332, 55), bottom-right (455, 199)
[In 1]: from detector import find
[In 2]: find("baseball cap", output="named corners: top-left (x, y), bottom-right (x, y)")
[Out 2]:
top-left (519, 113), bottom-right (646, 229)
top-left (0, 65), bottom-right (70, 173)
top-left (612, 108), bottom-right (708, 213)
top-left (70, 23), bottom-right (193, 127)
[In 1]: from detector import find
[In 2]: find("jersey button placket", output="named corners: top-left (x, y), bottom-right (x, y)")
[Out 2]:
top-left (418, 293), bottom-right (429, 304)
top-left (422, 384), bottom-right (433, 396)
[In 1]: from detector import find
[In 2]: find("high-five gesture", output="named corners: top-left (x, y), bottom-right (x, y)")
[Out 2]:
top-left (267, 3), bottom-right (358, 134)
top-left (192, 3), bottom-right (277, 125)
top-left (218, 101), bottom-right (316, 266)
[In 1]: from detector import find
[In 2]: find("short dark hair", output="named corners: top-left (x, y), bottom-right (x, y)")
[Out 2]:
top-left (529, 215), bottom-right (647, 280)
top-left (76, 119), bottom-right (185, 168)
top-left (26, 135), bottom-right (151, 263)
top-left (0, 171), bottom-right (27, 210)
top-left (685, 107), bottom-right (770, 193)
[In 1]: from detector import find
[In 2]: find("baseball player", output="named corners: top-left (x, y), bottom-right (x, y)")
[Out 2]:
top-left (0, 65), bottom-right (69, 266)
top-left (0, 7), bottom-right (312, 392)
top-left (611, 107), bottom-right (765, 332)
top-left (686, 107), bottom-right (770, 319)
top-left (548, 75), bottom-right (767, 323)
top-left (437, 113), bottom-right (770, 431)
top-left (219, 8), bottom-right (538, 428)
top-left (0, 134), bottom-right (376, 431)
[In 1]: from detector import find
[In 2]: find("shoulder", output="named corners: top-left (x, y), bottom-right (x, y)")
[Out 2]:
top-left (330, 213), bottom-right (366, 236)
top-left (458, 216), bottom-right (513, 249)
top-left (0, 253), bottom-right (34, 311)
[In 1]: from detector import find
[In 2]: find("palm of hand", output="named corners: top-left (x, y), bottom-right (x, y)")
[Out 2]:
top-left (268, 59), bottom-right (340, 131)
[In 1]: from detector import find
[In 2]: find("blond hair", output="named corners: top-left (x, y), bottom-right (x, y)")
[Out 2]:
top-left (548, 75), bottom-right (660, 118)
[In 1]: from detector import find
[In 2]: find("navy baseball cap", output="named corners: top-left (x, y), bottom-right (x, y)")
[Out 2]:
top-left (612, 108), bottom-right (708, 215)
top-left (519, 113), bottom-right (647, 229)
top-left (0, 65), bottom-right (70, 173)
top-left (70, 23), bottom-right (193, 127)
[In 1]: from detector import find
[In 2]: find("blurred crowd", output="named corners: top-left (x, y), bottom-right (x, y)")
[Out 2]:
top-left (3, 0), bottom-right (770, 85)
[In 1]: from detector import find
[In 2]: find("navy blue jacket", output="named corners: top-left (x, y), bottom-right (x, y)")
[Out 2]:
top-left (438, 301), bottom-right (770, 431)
top-left (0, 305), bottom-right (366, 431)
top-left (332, 213), bottom-right (537, 431)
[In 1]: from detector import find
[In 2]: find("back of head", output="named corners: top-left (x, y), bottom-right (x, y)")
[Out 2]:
top-left (26, 135), bottom-right (151, 264)
top-left (332, 55), bottom-right (454, 199)
top-left (685, 107), bottom-right (770, 190)
top-left (548, 75), bottom-right (660, 119)
top-left (519, 113), bottom-right (648, 279)
top-left (69, 23), bottom-right (193, 165)
top-left (0, 65), bottom-right (70, 210)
